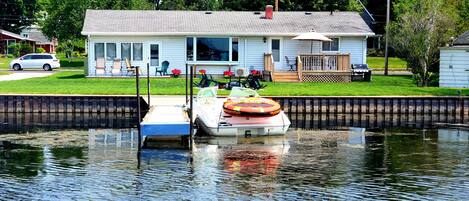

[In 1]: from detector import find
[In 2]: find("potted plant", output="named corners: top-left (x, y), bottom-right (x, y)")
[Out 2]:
top-left (223, 70), bottom-right (233, 79)
top-left (171, 68), bottom-right (181, 78)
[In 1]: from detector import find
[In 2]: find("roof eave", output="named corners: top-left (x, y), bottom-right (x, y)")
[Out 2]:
top-left (439, 45), bottom-right (469, 50)
top-left (81, 31), bottom-right (375, 37)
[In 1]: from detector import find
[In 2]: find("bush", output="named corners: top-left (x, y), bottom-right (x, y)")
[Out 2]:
top-left (367, 49), bottom-right (385, 57)
top-left (36, 47), bottom-right (46, 53)
top-left (8, 43), bottom-right (33, 57)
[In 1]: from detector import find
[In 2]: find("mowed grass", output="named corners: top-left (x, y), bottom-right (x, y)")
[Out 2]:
top-left (368, 57), bottom-right (408, 69)
top-left (0, 57), bottom-right (13, 70)
top-left (0, 71), bottom-right (467, 96)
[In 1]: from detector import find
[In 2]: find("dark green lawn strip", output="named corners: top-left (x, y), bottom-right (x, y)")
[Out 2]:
top-left (0, 71), bottom-right (466, 96)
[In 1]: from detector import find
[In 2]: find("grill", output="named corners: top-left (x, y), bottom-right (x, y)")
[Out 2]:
top-left (351, 64), bottom-right (372, 82)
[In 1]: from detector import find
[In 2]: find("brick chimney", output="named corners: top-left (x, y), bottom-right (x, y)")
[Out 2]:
top-left (265, 5), bottom-right (273, 19)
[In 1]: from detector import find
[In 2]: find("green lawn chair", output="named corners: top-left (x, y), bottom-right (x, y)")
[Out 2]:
top-left (156, 61), bottom-right (169, 76)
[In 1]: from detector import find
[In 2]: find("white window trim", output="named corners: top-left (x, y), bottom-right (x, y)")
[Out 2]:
top-left (186, 36), bottom-right (239, 64)
top-left (321, 37), bottom-right (340, 53)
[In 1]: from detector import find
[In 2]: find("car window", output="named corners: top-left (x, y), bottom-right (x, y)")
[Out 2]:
top-left (31, 55), bottom-right (42, 60)
top-left (22, 55), bottom-right (32, 60)
top-left (43, 55), bottom-right (53, 59)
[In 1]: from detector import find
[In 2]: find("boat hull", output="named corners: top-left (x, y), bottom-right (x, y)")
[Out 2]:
top-left (196, 112), bottom-right (290, 137)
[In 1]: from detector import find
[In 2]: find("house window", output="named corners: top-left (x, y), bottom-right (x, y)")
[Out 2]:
top-left (196, 37), bottom-right (229, 61)
top-left (106, 43), bottom-right (116, 61)
top-left (121, 43), bottom-right (131, 61)
top-left (22, 34), bottom-right (29, 38)
top-left (271, 39), bottom-right (280, 62)
top-left (133, 43), bottom-right (143, 61)
top-left (186, 37), bottom-right (194, 61)
top-left (322, 38), bottom-right (339, 51)
top-left (232, 38), bottom-right (238, 62)
top-left (94, 43), bottom-right (104, 60)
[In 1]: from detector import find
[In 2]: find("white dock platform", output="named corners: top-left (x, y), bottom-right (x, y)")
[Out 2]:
top-left (140, 96), bottom-right (191, 143)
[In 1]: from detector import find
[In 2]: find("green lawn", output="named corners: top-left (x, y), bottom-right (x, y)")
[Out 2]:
top-left (0, 57), bottom-right (13, 70)
top-left (0, 71), bottom-right (466, 96)
top-left (368, 57), bottom-right (408, 69)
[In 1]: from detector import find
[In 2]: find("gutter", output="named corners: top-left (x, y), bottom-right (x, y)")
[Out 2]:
top-left (80, 31), bottom-right (376, 37)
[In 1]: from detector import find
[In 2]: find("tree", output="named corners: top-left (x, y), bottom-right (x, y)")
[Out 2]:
top-left (41, 0), bottom-right (154, 42)
top-left (159, 0), bottom-right (186, 10)
top-left (456, 0), bottom-right (469, 34)
top-left (389, 0), bottom-right (456, 86)
top-left (0, 0), bottom-right (41, 33)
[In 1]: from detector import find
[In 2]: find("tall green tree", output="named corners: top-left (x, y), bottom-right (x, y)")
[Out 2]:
top-left (389, 0), bottom-right (457, 86)
top-left (456, 0), bottom-right (469, 34)
top-left (0, 0), bottom-right (41, 33)
top-left (41, 0), bottom-right (153, 42)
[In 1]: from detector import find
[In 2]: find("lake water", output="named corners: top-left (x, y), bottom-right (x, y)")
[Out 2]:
top-left (0, 113), bottom-right (468, 200)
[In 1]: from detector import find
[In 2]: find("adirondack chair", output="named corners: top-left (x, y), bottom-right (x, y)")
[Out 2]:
top-left (111, 58), bottom-right (122, 76)
top-left (156, 61), bottom-right (169, 76)
top-left (125, 58), bottom-right (137, 75)
top-left (95, 58), bottom-right (106, 75)
top-left (285, 56), bottom-right (296, 71)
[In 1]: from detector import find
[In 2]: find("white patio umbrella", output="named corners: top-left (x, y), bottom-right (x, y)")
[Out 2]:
top-left (292, 31), bottom-right (332, 53)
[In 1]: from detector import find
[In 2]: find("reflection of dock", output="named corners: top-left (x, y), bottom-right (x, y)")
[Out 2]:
top-left (140, 96), bottom-right (191, 147)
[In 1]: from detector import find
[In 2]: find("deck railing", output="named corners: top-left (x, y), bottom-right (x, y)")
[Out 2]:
top-left (299, 54), bottom-right (351, 72)
top-left (264, 53), bottom-right (275, 72)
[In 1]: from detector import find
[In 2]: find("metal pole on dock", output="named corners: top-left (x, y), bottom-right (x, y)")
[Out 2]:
top-left (189, 64), bottom-right (194, 150)
top-left (136, 66), bottom-right (142, 150)
top-left (185, 64), bottom-right (188, 104)
top-left (147, 63), bottom-right (151, 106)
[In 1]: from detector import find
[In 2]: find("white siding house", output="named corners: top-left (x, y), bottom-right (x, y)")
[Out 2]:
top-left (81, 9), bottom-right (374, 79)
top-left (440, 31), bottom-right (469, 88)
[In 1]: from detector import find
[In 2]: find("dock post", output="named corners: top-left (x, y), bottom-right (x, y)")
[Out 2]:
top-left (136, 66), bottom-right (142, 149)
top-left (185, 64), bottom-right (188, 104)
top-left (147, 63), bottom-right (151, 107)
top-left (189, 64), bottom-right (194, 150)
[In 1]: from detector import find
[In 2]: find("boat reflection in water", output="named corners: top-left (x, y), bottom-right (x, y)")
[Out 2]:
top-left (196, 136), bottom-right (289, 176)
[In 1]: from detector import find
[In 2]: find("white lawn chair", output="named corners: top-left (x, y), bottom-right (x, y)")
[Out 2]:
top-left (111, 58), bottom-right (122, 76)
top-left (96, 58), bottom-right (106, 76)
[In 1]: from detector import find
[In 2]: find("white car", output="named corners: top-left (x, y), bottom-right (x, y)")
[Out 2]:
top-left (9, 53), bottom-right (61, 71)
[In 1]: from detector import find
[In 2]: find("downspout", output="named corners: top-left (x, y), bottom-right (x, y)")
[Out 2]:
top-left (363, 36), bottom-right (368, 64)
top-left (244, 38), bottom-right (247, 72)
top-left (87, 35), bottom-right (91, 76)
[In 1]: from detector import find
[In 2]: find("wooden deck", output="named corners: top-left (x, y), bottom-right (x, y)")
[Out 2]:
top-left (264, 53), bottom-right (352, 82)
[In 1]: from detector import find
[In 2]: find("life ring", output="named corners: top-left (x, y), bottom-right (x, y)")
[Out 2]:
top-left (223, 97), bottom-right (281, 117)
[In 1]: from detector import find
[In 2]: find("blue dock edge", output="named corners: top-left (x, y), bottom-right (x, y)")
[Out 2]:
top-left (140, 122), bottom-right (190, 141)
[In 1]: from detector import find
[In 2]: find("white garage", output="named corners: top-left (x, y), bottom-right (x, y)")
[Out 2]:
top-left (439, 31), bottom-right (469, 88)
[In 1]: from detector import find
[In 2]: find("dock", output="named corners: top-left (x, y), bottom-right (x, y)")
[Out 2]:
top-left (140, 96), bottom-right (192, 147)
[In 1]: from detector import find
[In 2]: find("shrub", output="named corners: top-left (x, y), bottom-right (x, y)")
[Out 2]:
top-left (36, 47), bottom-right (46, 53)
top-left (8, 43), bottom-right (33, 57)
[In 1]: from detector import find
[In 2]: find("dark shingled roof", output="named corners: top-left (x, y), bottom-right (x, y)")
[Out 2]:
top-left (81, 10), bottom-right (374, 36)
top-left (454, 30), bottom-right (469, 46)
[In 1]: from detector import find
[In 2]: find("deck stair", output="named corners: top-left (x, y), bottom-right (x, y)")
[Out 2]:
top-left (272, 71), bottom-right (300, 82)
